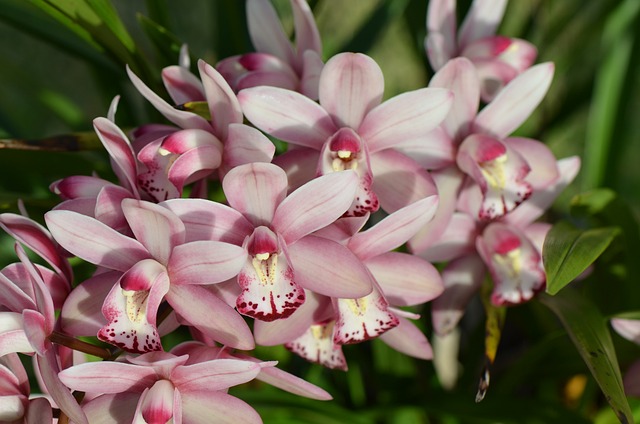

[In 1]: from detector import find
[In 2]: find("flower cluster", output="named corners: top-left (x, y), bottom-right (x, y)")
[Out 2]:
top-left (0, 0), bottom-right (578, 422)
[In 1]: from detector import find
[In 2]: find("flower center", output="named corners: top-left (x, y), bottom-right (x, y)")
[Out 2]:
top-left (479, 154), bottom-right (508, 189)
top-left (123, 289), bottom-right (151, 324)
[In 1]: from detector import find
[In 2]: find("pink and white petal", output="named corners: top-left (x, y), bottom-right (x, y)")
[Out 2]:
top-left (247, 0), bottom-right (295, 64)
top-left (313, 215), bottom-right (369, 243)
top-left (61, 271), bottom-right (119, 336)
top-left (52, 197), bottom-right (98, 217)
top-left (429, 57), bottom-right (480, 141)
top-left (236, 69), bottom-right (299, 92)
top-left (507, 137), bottom-right (559, 189)
top-left (285, 321), bottom-right (347, 371)
top-left (360, 88), bottom-right (453, 153)
top-left (273, 170), bottom-right (358, 244)
top-left (288, 235), bottom-right (373, 298)
top-left (93, 117), bottom-right (140, 196)
top-left (224, 123), bottom-right (276, 170)
top-left (366, 252), bottom-right (444, 306)
top-left (50, 175), bottom-right (112, 199)
top-left (138, 380), bottom-right (175, 424)
top-left (348, 195), bottom-right (439, 260)
top-left (253, 291), bottom-right (332, 346)
top-left (418, 212), bottom-right (478, 262)
top-left (0, 266), bottom-right (36, 312)
top-left (473, 62), bottom-right (555, 138)
top-left (26, 397), bottom-right (53, 424)
top-left (58, 361), bottom-right (157, 394)
top-left (161, 198), bottom-right (253, 244)
top-left (503, 156), bottom-right (581, 228)
top-left (432, 255), bottom-right (486, 336)
top-left (623, 360), bottom-right (640, 397)
top-left (379, 316), bottom-right (433, 360)
top-left (198, 60), bottom-right (243, 138)
top-left (0, 213), bottom-right (72, 282)
top-left (168, 241), bottom-right (246, 285)
top-left (370, 150), bottom-right (438, 213)
top-left (127, 66), bottom-right (212, 132)
top-left (458, 0), bottom-right (507, 47)
top-left (0, 313), bottom-right (33, 356)
top-left (167, 284), bottom-right (255, 350)
top-left (122, 199), bottom-right (186, 265)
top-left (425, 32), bottom-right (453, 71)
top-left (333, 283), bottom-right (399, 344)
top-left (161, 128), bottom-right (223, 155)
top-left (21, 310), bottom-right (47, 356)
top-left (523, 222), bottom-right (551, 254)
top-left (463, 37), bottom-right (537, 74)
top-left (94, 185), bottom-right (131, 230)
top-left (223, 162), bottom-right (288, 227)
top-left (80, 393), bottom-right (139, 424)
top-left (272, 148), bottom-right (320, 192)
top-left (611, 318), bottom-right (640, 344)
top-left (319, 53), bottom-right (384, 129)
top-left (238, 86), bottom-right (336, 148)
top-left (45, 210), bottom-right (151, 272)
top-left (181, 389), bottom-right (263, 424)
top-left (37, 351), bottom-right (89, 424)
top-left (497, 38), bottom-right (538, 72)
top-left (300, 49), bottom-right (324, 100)
top-left (425, 0), bottom-right (457, 66)
top-left (162, 65), bottom-right (205, 105)
top-left (167, 145), bottom-right (221, 189)
top-left (470, 58), bottom-right (519, 102)
top-left (173, 359), bottom-right (261, 393)
top-left (292, 0), bottom-right (322, 59)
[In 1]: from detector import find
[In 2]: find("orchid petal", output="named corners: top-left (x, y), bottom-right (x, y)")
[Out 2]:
top-left (418, 212), bottom-right (477, 262)
top-left (361, 88), bottom-right (453, 153)
top-left (237, 68), bottom-right (299, 92)
top-left (22, 310), bottom-right (47, 356)
top-left (473, 62), bottom-right (554, 138)
top-left (273, 170), bottom-right (359, 244)
top-left (291, 0), bottom-right (322, 59)
top-left (127, 66), bottom-right (212, 132)
top-left (45, 210), bottom-right (151, 271)
top-left (122, 199), bottom-right (186, 265)
top-left (61, 271), bottom-right (119, 336)
top-left (300, 49), bottom-right (324, 100)
top-left (288, 235), bottom-right (373, 298)
top-left (80, 393), bottom-right (139, 424)
top-left (349, 195), bottom-right (439, 260)
top-left (458, 0), bottom-right (507, 47)
top-left (168, 241), bottom-right (246, 285)
top-left (26, 397), bottom-right (53, 424)
top-left (379, 316), bottom-right (434, 360)
top-left (162, 65), bottom-right (205, 105)
top-left (366, 252), bottom-right (444, 306)
top-left (173, 359), bottom-right (261, 393)
top-left (238, 86), bottom-right (336, 148)
top-left (272, 148), bottom-right (319, 192)
top-left (319, 52), bottom-right (384, 129)
top-left (507, 137), bottom-right (559, 189)
top-left (426, 0), bottom-right (457, 66)
top-left (425, 32), bottom-right (452, 71)
top-left (181, 390), bottom-right (263, 424)
top-left (50, 175), bottom-right (112, 199)
top-left (198, 60), bottom-right (243, 139)
top-left (58, 361), bottom-right (157, 394)
top-left (95, 185), bottom-right (132, 230)
top-left (370, 150), bottom-right (438, 213)
top-left (160, 198), bottom-right (254, 244)
top-left (0, 313), bottom-right (32, 356)
top-left (167, 284), bottom-right (255, 350)
top-left (93, 117), bottom-right (139, 196)
top-left (611, 318), bottom-right (640, 344)
top-left (432, 255), bottom-right (486, 335)
top-left (224, 123), bottom-right (276, 170)
top-left (223, 162), bottom-right (288, 227)
top-left (247, 0), bottom-right (296, 64)
top-left (139, 380), bottom-right (174, 424)
top-left (285, 320), bottom-right (347, 370)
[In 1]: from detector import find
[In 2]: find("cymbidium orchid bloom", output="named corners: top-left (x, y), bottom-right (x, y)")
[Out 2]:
top-left (252, 195), bottom-right (444, 369)
top-left (161, 162), bottom-right (373, 321)
top-left (58, 351), bottom-right (271, 423)
top-left (45, 199), bottom-right (255, 352)
top-left (611, 318), bottom-right (640, 396)
top-left (426, 0), bottom-right (537, 101)
top-left (217, 0), bottom-right (324, 99)
top-left (239, 52), bottom-right (453, 215)
top-left (406, 57), bottom-right (558, 254)
top-left (425, 156), bottom-right (581, 335)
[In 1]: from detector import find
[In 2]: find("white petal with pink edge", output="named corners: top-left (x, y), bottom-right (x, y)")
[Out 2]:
top-left (285, 320), bottom-right (347, 371)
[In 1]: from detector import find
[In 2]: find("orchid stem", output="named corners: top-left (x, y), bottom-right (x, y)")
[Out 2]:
top-left (48, 331), bottom-right (112, 359)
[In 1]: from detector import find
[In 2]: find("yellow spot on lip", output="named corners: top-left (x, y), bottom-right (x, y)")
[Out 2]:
top-left (492, 248), bottom-right (521, 280)
top-left (479, 154), bottom-right (507, 189)
top-left (122, 289), bottom-right (149, 323)
top-left (337, 150), bottom-right (352, 159)
top-left (252, 253), bottom-right (278, 285)
top-left (255, 252), bottom-right (269, 261)
top-left (158, 147), bottom-right (172, 156)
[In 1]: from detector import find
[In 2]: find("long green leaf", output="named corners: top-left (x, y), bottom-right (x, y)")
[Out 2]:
top-left (540, 290), bottom-right (633, 423)
top-left (543, 221), bottom-right (619, 295)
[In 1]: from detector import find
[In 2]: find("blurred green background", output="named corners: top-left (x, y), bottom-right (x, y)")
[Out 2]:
top-left (1, 0), bottom-right (640, 423)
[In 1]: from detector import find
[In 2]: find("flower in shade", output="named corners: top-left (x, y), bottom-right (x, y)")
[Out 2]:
top-left (239, 52), bottom-right (452, 216)
top-left (611, 318), bottom-right (640, 397)
top-left (425, 0), bottom-right (537, 101)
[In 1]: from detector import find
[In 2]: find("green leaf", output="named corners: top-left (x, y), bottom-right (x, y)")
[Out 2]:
top-left (543, 221), bottom-right (619, 295)
top-left (540, 290), bottom-right (633, 424)
top-left (137, 14), bottom-right (184, 68)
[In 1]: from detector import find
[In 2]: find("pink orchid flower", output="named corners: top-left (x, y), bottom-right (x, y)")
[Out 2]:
top-left (161, 162), bottom-right (373, 321)
top-left (426, 0), bottom-right (537, 101)
top-left (217, 0), bottom-right (324, 100)
top-left (405, 57), bottom-right (557, 253)
top-left (424, 156), bottom-right (581, 335)
top-left (611, 318), bottom-right (640, 396)
top-left (239, 52), bottom-right (453, 216)
top-left (45, 199), bottom-right (254, 352)
top-left (58, 351), bottom-right (271, 423)
top-left (252, 195), bottom-right (444, 369)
